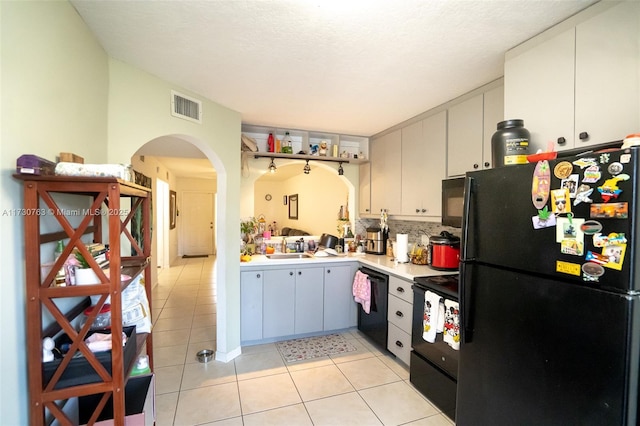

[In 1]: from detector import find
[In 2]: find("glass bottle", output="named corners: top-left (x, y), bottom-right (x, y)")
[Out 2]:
top-left (54, 240), bottom-right (65, 260)
top-left (282, 132), bottom-right (293, 154)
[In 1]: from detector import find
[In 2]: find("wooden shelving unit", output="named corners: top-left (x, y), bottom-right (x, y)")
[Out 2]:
top-left (14, 174), bottom-right (153, 426)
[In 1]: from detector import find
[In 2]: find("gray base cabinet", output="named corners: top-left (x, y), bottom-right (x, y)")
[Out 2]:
top-left (241, 262), bottom-right (357, 344)
top-left (263, 269), bottom-right (296, 339)
top-left (323, 265), bottom-right (358, 331)
top-left (240, 271), bottom-right (264, 341)
top-left (295, 267), bottom-right (324, 334)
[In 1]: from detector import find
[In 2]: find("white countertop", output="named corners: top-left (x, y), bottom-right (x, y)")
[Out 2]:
top-left (241, 252), bottom-right (457, 281)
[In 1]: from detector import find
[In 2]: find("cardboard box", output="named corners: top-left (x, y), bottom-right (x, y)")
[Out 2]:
top-left (59, 152), bottom-right (85, 163)
top-left (79, 374), bottom-right (155, 426)
top-left (42, 326), bottom-right (137, 390)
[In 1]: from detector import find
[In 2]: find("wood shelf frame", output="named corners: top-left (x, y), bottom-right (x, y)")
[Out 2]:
top-left (14, 174), bottom-right (153, 426)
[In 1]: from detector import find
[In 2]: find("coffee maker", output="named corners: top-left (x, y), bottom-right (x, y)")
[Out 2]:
top-left (364, 227), bottom-right (387, 255)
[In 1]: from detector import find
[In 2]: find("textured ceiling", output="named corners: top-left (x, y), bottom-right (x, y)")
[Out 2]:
top-left (71, 0), bottom-right (598, 139)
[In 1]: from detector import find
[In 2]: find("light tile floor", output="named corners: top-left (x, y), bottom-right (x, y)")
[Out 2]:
top-left (151, 256), bottom-right (454, 426)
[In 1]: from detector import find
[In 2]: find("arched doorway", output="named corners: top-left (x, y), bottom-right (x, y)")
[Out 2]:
top-left (132, 134), bottom-right (230, 358)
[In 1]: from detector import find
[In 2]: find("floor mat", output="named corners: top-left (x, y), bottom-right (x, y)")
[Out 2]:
top-left (182, 254), bottom-right (208, 258)
top-left (275, 334), bottom-right (357, 363)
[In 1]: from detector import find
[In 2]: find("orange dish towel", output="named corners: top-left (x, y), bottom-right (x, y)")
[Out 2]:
top-left (352, 270), bottom-right (371, 314)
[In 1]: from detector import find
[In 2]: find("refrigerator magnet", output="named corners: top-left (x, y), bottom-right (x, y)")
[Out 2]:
top-left (551, 188), bottom-right (571, 215)
top-left (597, 174), bottom-right (629, 202)
top-left (561, 174), bottom-right (579, 198)
top-left (554, 161), bottom-right (573, 179)
top-left (572, 157), bottom-right (598, 169)
top-left (602, 244), bottom-right (626, 271)
top-left (532, 206), bottom-right (555, 229)
top-left (532, 160), bottom-right (551, 209)
top-left (556, 216), bottom-right (585, 250)
top-left (589, 202), bottom-right (628, 219)
top-left (582, 262), bottom-right (605, 281)
top-left (574, 184), bottom-right (594, 206)
top-left (582, 165), bottom-right (601, 183)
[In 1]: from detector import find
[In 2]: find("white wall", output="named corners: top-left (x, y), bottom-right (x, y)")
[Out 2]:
top-left (0, 1), bottom-right (242, 422)
top-left (106, 60), bottom-right (242, 363)
top-left (1, 1), bottom-right (109, 422)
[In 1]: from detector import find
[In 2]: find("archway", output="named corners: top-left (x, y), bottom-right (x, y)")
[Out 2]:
top-left (132, 134), bottom-right (229, 358)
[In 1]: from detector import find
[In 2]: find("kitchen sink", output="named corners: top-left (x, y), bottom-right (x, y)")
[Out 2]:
top-left (265, 252), bottom-right (314, 259)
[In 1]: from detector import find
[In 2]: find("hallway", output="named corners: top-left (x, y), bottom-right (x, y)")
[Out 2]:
top-left (151, 257), bottom-right (454, 425)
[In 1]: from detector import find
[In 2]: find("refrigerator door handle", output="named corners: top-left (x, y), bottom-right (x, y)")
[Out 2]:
top-left (461, 175), bottom-right (475, 261)
top-left (460, 262), bottom-right (473, 343)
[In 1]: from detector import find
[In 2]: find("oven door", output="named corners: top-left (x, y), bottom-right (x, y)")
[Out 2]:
top-left (411, 283), bottom-right (459, 379)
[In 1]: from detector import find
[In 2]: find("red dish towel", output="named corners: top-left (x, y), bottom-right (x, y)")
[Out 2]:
top-left (352, 271), bottom-right (371, 314)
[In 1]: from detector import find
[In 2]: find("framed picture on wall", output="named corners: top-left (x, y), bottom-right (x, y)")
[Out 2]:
top-left (170, 190), bottom-right (177, 229)
top-left (288, 194), bottom-right (298, 220)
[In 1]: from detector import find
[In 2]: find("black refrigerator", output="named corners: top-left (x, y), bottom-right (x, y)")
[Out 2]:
top-left (457, 147), bottom-right (639, 425)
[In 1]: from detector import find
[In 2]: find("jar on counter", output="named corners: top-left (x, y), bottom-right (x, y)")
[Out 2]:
top-left (79, 304), bottom-right (111, 331)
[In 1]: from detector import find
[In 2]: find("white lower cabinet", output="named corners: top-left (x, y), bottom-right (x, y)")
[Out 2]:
top-left (241, 263), bottom-right (357, 343)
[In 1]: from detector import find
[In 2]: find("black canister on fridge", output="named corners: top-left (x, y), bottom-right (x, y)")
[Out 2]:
top-left (491, 119), bottom-right (530, 167)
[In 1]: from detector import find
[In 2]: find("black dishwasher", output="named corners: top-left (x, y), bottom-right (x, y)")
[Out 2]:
top-left (357, 267), bottom-right (388, 350)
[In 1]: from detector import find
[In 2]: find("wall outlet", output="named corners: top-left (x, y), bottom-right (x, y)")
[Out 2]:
top-left (421, 235), bottom-right (429, 245)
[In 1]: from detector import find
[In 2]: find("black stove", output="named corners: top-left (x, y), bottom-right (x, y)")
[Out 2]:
top-left (410, 274), bottom-right (460, 421)
top-left (414, 274), bottom-right (459, 299)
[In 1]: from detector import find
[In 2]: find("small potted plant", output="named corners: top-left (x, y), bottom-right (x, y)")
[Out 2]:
top-left (241, 217), bottom-right (258, 243)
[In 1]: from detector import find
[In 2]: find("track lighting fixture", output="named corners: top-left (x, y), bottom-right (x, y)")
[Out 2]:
top-left (303, 160), bottom-right (311, 174)
top-left (338, 162), bottom-right (344, 176)
top-left (268, 159), bottom-right (277, 173)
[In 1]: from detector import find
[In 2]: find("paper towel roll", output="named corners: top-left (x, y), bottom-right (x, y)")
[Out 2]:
top-left (396, 233), bottom-right (409, 263)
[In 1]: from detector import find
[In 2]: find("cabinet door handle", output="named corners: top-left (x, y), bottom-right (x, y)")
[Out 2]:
top-left (256, 274), bottom-right (261, 278)
top-left (396, 287), bottom-right (404, 293)
top-left (289, 271), bottom-right (294, 276)
top-left (415, 208), bottom-right (420, 213)
top-left (396, 310), bottom-right (404, 318)
top-left (327, 269), bottom-right (331, 274)
top-left (298, 271), bottom-right (302, 275)
top-left (484, 162), bottom-right (490, 168)
top-left (421, 209), bottom-right (426, 213)
top-left (579, 132), bottom-right (589, 141)
top-left (557, 137), bottom-right (566, 145)
top-left (396, 340), bottom-right (403, 348)
top-left (473, 163), bottom-right (479, 169)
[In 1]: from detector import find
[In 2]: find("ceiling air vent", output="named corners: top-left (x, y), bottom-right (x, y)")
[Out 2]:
top-left (171, 90), bottom-right (202, 123)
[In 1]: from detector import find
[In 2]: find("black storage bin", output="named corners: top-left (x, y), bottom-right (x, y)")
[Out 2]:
top-left (43, 326), bottom-right (136, 390)
top-left (78, 374), bottom-right (154, 425)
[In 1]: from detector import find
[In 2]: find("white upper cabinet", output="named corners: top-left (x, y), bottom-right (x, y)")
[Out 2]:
top-left (359, 162), bottom-right (371, 215)
top-left (401, 111), bottom-right (447, 217)
top-left (574, 2), bottom-right (640, 147)
top-left (505, 1), bottom-right (639, 152)
top-left (370, 129), bottom-right (402, 216)
top-left (447, 94), bottom-right (484, 177)
top-left (483, 85), bottom-right (505, 167)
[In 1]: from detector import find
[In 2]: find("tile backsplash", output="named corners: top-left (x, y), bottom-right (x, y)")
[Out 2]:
top-left (355, 218), bottom-right (461, 245)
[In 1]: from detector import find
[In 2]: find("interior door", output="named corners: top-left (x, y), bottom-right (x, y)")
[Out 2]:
top-left (182, 191), bottom-right (215, 255)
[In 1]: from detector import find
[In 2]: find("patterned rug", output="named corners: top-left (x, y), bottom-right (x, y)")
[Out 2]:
top-left (276, 334), bottom-right (357, 363)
